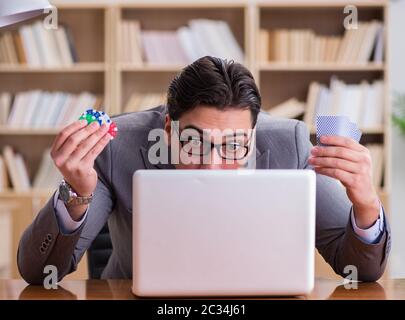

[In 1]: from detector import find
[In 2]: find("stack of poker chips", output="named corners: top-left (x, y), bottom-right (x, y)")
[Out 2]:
top-left (79, 109), bottom-right (118, 139)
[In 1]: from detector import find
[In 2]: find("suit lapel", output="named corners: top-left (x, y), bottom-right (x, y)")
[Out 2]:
top-left (253, 149), bottom-right (270, 169)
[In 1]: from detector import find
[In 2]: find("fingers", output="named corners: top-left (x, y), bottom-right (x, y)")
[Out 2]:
top-left (313, 167), bottom-right (354, 186)
top-left (81, 132), bottom-right (112, 165)
top-left (52, 121), bottom-right (101, 167)
top-left (308, 156), bottom-right (360, 174)
top-left (311, 145), bottom-right (364, 162)
top-left (68, 124), bottom-right (110, 163)
top-left (52, 120), bottom-right (88, 152)
top-left (319, 135), bottom-right (366, 152)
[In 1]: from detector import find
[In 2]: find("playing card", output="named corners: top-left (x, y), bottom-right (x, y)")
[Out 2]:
top-left (316, 115), bottom-right (350, 146)
top-left (349, 121), bottom-right (362, 143)
top-left (316, 115), bottom-right (362, 146)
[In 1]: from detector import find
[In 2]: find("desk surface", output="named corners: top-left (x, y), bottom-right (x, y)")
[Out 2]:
top-left (0, 278), bottom-right (405, 300)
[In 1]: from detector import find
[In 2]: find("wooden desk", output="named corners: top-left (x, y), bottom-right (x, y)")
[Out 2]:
top-left (0, 278), bottom-right (404, 300)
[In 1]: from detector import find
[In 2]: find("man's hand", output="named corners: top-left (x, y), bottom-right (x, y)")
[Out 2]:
top-left (50, 120), bottom-right (112, 220)
top-left (308, 135), bottom-right (380, 229)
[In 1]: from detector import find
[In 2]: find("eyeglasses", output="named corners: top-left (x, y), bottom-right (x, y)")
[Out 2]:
top-left (174, 125), bottom-right (253, 161)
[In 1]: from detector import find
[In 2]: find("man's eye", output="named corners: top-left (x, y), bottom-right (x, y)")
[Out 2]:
top-left (227, 143), bottom-right (242, 152)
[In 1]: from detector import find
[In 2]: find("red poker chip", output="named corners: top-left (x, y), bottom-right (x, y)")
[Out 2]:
top-left (108, 122), bottom-right (118, 138)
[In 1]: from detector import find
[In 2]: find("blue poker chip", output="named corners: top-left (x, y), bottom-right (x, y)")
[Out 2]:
top-left (80, 108), bottom-right (112, 126)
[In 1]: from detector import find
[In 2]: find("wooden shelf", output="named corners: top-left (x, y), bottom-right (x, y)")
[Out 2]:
top-left (0, 63), bottom-right (106, 73)
top-left (0, 0), bottom-right (392, 281)
top-left (118, 63), bottom-right (184, 72)
top-left (0, 128), bottom-right (60, 135)
top-left (259, 63), bottom-right (386, 72)
top-left (255, 1), bottom-right (390, 199)
top-left (50, 0), bottom-right (109, 9)
top-left (117, 1), bottom-right (247, 9)
top-left (0, 2), bottom-right (390, 195)
top-left (0, 189), bottom-right (53, 198)
top-left (115, 3), bottom-right (249, 112)
top-left (256, 0), bottom-right (387, 8)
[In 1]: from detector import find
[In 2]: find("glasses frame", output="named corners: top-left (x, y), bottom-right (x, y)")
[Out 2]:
top-left (173, 124), bottom-right (254, 161)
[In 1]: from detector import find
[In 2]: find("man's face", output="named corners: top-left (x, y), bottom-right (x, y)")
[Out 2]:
top-left (165, 105), bottom-right (255, 169)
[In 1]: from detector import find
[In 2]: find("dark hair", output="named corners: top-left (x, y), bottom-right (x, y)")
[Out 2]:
top-left (167, 56), bottom-right (261, 127)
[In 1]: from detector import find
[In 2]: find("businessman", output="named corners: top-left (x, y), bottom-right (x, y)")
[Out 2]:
top-left (17, 56), bottom-right (390, 284)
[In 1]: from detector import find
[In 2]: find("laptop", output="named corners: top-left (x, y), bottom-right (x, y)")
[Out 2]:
top-left (132, 169), bottom-right (316, 297)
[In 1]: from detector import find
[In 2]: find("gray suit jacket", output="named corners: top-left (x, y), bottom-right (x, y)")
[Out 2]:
top-left (17, 106), bottom-right (391, 284)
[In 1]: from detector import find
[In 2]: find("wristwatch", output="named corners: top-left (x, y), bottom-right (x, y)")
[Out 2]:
top-left (58, 179), bottom-right (93, 206)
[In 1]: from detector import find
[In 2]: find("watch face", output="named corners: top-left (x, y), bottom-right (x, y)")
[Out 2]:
top-left (59, 183), bottom-right (71, 202)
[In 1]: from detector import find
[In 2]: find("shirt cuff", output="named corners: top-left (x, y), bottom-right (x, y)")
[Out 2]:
top-left (351, 204), bottom-right (385, 244)
top-left (53, 190), bottom-right (88, 234)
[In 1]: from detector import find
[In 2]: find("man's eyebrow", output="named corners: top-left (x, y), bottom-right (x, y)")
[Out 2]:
top-left (181, 125), bottom-right (204, 135)
top-left (181, 125), bottom-right (248, 137)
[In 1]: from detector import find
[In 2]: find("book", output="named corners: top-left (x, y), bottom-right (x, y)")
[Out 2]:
top-left (2, 146), bottom-right (30, 191)
top-left (54, 25), bottom-right (74, 66)
top-left (366, 144), bottom-right (384, 190)
top-left (13, 33), bottom-right (27, 64)
top-left (357, 21), bottom-right (380, 63)
top-left (0, 208), bottom-right (11, 273)
top-left (124, 92), bottom-right (166, 113)
top-left (0, 154), bottom-right (9, 191)
top-left (261, 21), bottom-right (383, 64)
top-left (20, 25), bottom-right (41, 66)
top-left (15, 153), bottom-right (30, 190)
top-left (3, 32), bottom-right (18, 64)
top-left (373, 25), bottom-right (384, 63)
top-left (304, 78), bottom-right (384, 129)
top-left (122, 19), bottom-right (244, 66)
top-left (0, 22), bottom-right (78, 67)
top-left (1, 146), bottom-right (61, 192)
top-left (121, 20), bottom-right (143, 65)
top-left (267, 98), bottom-right (306, 119)
top-left (5, 90), bottom-right (100, 128)
top-left (33, 148), bottom-right (62, 191)
top-left (304, 82), bottom-right (322, 125)
top-left (0, 92), bottom-right (11, 125)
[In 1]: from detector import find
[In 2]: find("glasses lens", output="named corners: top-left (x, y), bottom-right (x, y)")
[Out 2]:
top-left (220, 143), bottom-right (248, 160)
top-left (181, 137), bottom-right (205, 155)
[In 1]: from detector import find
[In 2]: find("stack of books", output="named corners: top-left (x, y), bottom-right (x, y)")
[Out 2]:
top-left (124, 93), bottom-right (167, 113)
top-left (1, 146), bottom-right (30, 192)
top-left (0, 146), bottom-right (61, 192)
top-left (1, 91), bottom-right (101, 128)
top-left (120, 19), bottom-right (245, 66)
top-left (304, 77), bottom-right (385, 129)
top-left (259, 20), bottom-right (383, 64)
top-left (0, 21), bottom-right (78, 66)
top-left (366, 144), bottom-right (384, 189)
top-left (267, 98), bottom-right (306, 119)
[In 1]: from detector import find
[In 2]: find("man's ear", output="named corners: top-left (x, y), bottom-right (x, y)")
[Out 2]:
top-left (164, 114), bottom-right (171, 145)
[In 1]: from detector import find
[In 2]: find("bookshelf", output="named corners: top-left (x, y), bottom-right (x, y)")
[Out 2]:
top-left (258, 62), bottom-right (385, 71)
top-left (254, 0), bottom-right (390, 280)
top-left (112, 1), bottom-right (250, 115)
top-left (0, 63), bottom-right (106, 73)
top-left (255, 1), bottom-right (390, 196)
top-left (0, 2), bottom-right (112, 279)
top-left (0, 0), bottom-right (390, 280)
